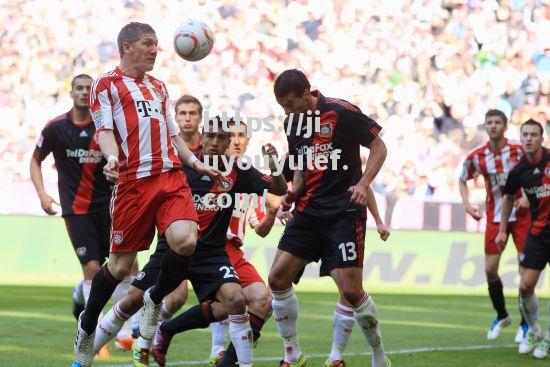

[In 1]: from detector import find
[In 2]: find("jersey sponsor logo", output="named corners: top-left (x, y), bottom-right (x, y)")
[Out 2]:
top-left (488, 172), bottom-right (509, 188)
top-left (112, 231), bottom-right (123, 246)
top-left (92, 110), bottom-right (104, 129)
top-left (66, 149), bottom-right (103, 164)
top-left (76, 247), bottom-right (87, 257)
top-left (319, 123), bottom-right (333, 138)
top-left (524, 183), bottom-right (550, 199)
top-left (296, 142), bottom-right (334, 156)
top-left (217, 177), bottom-right (233, 191)
top-left (135, 100), bottom-right (163, 119)
top-left (79, 130), bottom-right (88, 138)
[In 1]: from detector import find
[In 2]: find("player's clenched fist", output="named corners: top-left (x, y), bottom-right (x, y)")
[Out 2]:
top-left (377, 222), bottom-right (390, 241)
top-left (39, 193), bottom-right (59, 215)
top-left (465, 204), bottom-right (483, 221)
top-left (348, 184), bottom-right (369, 207)
top-left (103, 156), bottom-right (119, 183)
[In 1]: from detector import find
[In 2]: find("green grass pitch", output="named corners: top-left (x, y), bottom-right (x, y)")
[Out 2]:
top-left (0, 285), bottom-right (545, 367)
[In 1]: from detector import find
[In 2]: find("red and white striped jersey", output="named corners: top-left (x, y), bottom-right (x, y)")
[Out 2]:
top-left (460, 139), bottom-right (523, 222)
top-left (89, 67), bottom-right (181, 182)
top-left (226, 193), bottom-right (266, 248)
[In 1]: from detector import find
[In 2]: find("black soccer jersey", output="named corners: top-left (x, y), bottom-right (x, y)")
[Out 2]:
top-left (285, 90), bottom-right (381, 218)
top-left (33, 110), bottom-right (112, 216)
top-left (183, 149), bottom-right (272, 249)
top-left (504, 148), bottom-right (550, 235)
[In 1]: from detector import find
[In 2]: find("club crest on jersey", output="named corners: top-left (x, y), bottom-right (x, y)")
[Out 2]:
top-left (545, 167), bottom-right (550, 177)
top-left (217, 177), bottom-right (233, 192)
top-left (76, 247), bottom-right (87, 257)
top-left (319, 123), bottom-right (333, 138)
top-left (153, 88), bottom-right (163, 100)
top-left (135, 271), bottom-right (145, 281)
top-left (112, 231), bottom-right (123, 246)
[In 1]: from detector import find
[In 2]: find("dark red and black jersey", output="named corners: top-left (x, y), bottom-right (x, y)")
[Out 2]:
top-left (504, 148), bottom-right (550, 235)
top-left (33, 110), bottom-right (112, 216)
top-left (183, 149), bottom-right (272, 249)
top-left (285, 90), bottom-right (381, 218)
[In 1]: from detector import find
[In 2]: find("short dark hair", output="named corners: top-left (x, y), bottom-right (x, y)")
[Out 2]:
top-left (521, 119), bottom-right (544, 135)
top-left (174, 95), bottom-right (203, 115)
top-left (485, 109), bottom-right (508, 125)
top-left (117, 22), bottom-right (155, 57)
top-left (273, 69), bottom-right (311, 99)
top-left (202, 115), bottom-right (232, 136)
top-left (71, 74), bottom-right (92, 88)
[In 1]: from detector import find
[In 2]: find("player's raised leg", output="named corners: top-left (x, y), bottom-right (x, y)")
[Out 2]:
top-left (141, 219), bottom-right (197, 340)
top-left (269, 249), bottom-right (308, 367)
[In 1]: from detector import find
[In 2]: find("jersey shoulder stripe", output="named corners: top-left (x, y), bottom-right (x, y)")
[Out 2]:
top-left (325, 97), bottom-right (360, 112)
top-left (43, 112), bottom-right (68, 129)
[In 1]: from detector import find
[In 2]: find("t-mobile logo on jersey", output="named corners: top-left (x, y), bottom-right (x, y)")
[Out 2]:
top-left (135, 100), bottom-right (164, 120)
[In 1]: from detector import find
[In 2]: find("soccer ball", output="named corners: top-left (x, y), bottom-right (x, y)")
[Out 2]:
top-left (173, 20), bottom-right (214, 62)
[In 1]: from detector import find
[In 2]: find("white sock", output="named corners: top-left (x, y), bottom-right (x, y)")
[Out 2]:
top-left (353, 293), bottom-right (387, 367)
top-left (137, 336), bottom-right (151, 350)
top-left (210, 319), bottom-right (229, 357)
top-left (329, 303), bottom-right (355, 362)
top-left (160, 302), bottom-right (173, 322)
top-left (520, 293), bottom-right (541, 333)
top-left (229, 313), bottom-right (253, 367)
top-left (73, 280), bottom-right (84, 305)
top-left (131, 307), bottom-right (142, 336)
top-left (272, 287), bottom-right (301, 363)
top-left (82, 279), bottom-right (92, 305)
top-left (94, 302), bottom-right (128, 353)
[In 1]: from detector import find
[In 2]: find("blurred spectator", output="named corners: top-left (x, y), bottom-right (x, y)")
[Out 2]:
top-left (0, 0), bottom-right (549, 215)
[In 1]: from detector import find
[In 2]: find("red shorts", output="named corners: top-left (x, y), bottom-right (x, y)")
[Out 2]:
top-left (109, 170), bottom-right (198, 252)
top-left (485, 212), bottom-right (530, 255)
top-left (225, 243), bottom-right (264, 288)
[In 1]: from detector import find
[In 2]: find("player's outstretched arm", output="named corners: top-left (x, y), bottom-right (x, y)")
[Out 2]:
top-left (29, 156), bottom-right (58, 215)
top-left (366, 187), bottom-right (389, 241)
top-left (496, 194), bottom-right (514, 249)
top-left (172, 134), bottom-right (222, 180)
top-left (97, 130), bottom-right (119, 182)
top-left (458, 179), bottom-right (482, 220)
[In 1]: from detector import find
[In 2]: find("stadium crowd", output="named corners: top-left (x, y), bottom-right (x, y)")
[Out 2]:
top-left (1, 0), bottom-right (549, 209)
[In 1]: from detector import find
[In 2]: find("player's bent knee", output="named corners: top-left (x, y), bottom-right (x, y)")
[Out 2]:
top-left (268, 274), bottom-right (291, 292)
top-left (223, 292), bottom-right (247, 315)
top-left (485, 270), bottom-right (499, 282)
top-left (341, 290), bottom-right (364, 307)
top-left (171, 236), bottom-right (196, 256)
top-left (519, 282), bottom-right (536, 296)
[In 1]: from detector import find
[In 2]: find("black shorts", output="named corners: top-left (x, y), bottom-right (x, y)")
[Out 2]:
top-left (279, 211), bottom-right (366, 276)
top-left (64, 210), bottom-right (110, 265)
top-left (520, 230), bottom-right (550, 271)
top-left (131, 239), bottom-right (169, 291)
top-left (132, 238), bottom-right (240, 303)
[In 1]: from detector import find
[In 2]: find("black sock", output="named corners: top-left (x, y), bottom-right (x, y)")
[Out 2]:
top-left (81, 265), bottom-right (121, 334)
top-left (161, 302), bottom-right (218, 337)
top-left (218, 312), bottom-right (265, 367)
top-left (519, 296), bottom-right (528, 327)
top-left (149, 249), bottom-right (192, 304)
top-left (488, 278), bottom-right (508, 320)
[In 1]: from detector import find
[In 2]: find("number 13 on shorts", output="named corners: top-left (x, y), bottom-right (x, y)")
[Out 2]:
top-left (339, 241), bottom-right (357, 262)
